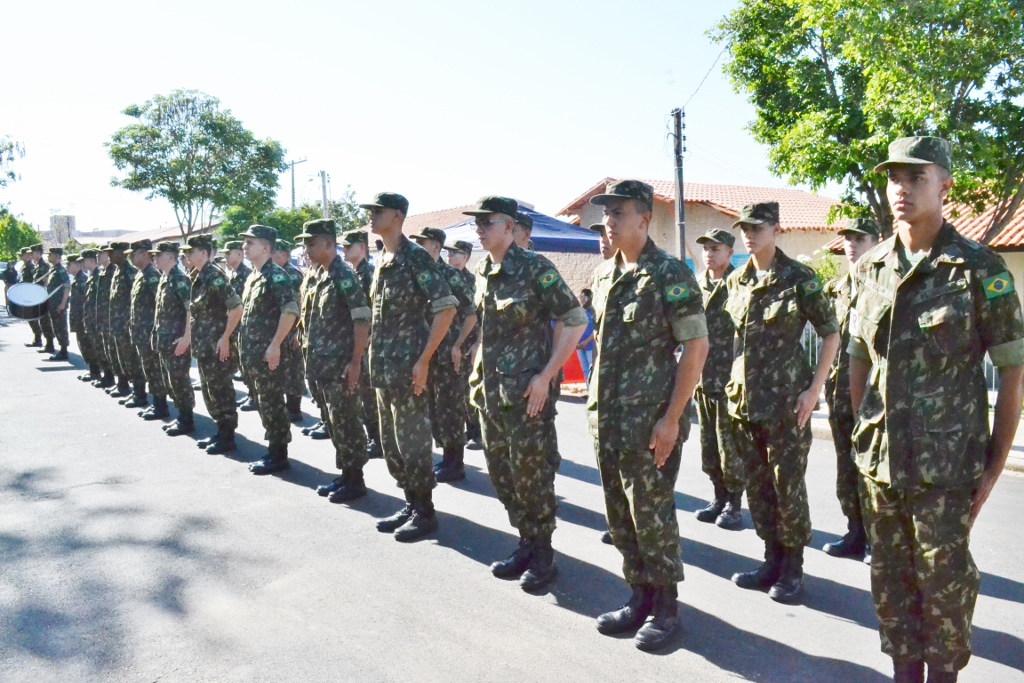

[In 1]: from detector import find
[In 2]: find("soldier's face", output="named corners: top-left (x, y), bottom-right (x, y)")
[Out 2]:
top-left (512, 224), bottom-right (531, 249)
top-left (226, 250), bottom-right (244, 268)
top-left (155, 252), bottom-right (176, 272)
top-left (131, 250), bottom-right (149, 269)
top-left (416, 239), bottom-right (442, 261)
top-left (842, 233), bottom-right (878, 265)
top-left (20, 254), bottom-right (29, 263)
top-left (243, 237), bottom-right (270, 262)
top-left (82, 259), bottom-right (96, 271)
top-left (702, 243), bottom-right (732, 272)
top-left (447, 251), bottom-right (468, 269)
top-left (739, 222), bottom-right (778, 255)
top-left (184, 249), bottom-right (207, 270)
top-left (597, 228), bottom-right (614, 259)
top-left (98, 253), bottom-right (110, 267)
top-left (47, 253), bottom-right (60, 265)
top-left (31, 252), bottom-right (41, 262)
top-left (343, 243), bottom-right (365, 264)
top-left (272, 250), bottom-right (290, 267)
top-left (368, 207), bottom-right (403, 235)
top-left (602, 198), bottom-right (650, 249)
top-left (67, 263), bottom-right (79, 275)
top-left (886, 164), bottom-right (952, 225)
top-left (475, 214), bottom-right (514, 253)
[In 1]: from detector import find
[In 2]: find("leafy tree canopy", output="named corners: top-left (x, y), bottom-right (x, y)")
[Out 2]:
top-left (217, 186), bottom-right (366, 246)
top-left (0, 206), bottom-right (41, 262)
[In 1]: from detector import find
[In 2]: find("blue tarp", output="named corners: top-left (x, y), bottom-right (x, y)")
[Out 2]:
top-left (441, 206), bottom-right (600, 254)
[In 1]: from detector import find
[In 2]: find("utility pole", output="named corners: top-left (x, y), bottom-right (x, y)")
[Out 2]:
top-left (289, 158), bottom-right (307, 209)
top-left (320, 170), bottom-right (330, 218)
top-left (671, 107), bottom-right (687, 259)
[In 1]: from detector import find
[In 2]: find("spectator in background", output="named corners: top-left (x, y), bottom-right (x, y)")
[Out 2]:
top-left (577, 288), bottom-right (595, 382)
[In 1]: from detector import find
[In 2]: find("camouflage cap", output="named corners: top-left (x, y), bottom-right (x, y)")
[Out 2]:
top-left (48, 247), bottom-right (64, 256)
top-left (223, 240), bottom-right (244, 251)
top-left (30, 243), bottom-right (44, 253)
top-left (463, 196), bottom-right (519, 218)
top-left (589, 180), bottom-right (655, 212)
top-left (588, 222), bottom-right (606, 233)
top-left (443, 239), bottom-right (473, 255)
top-left (129, 239), bottom-right (154, 253)
top-left (238, 224), bottom-right (278, 247)
top-left (67, 254), bottom-right (81, 263)
top-left (359, 192), bottom-right (409, 215)
top-left (732, 202), bottom-right (780, 229)
top-left (274, 239), bottom-right (294, 252)
top-left (696, 228), bottom-right (736, 248)
top-left (19, 247), bottom-right (31, 256)
top-left (80, 248), bottom-right (99, 260)
top-left (837, 217), bottom-right (881, 238)
top-left (410, 227), bottom-right (447, 247)
top-left (181, 235), bottom-right (213, 252)
top-left (874, 136), bottom-right (952, 173)
top-left (341, 230), bottom-right (369, 247)
top-left (515, 211), bottom-right (534, 231)
top-left (214, 255), bottom-right (225, 263)
top-left (148, 241), bottom-right (180, 256)
top-left (102, 241), bottom-right (130, 252)
top-left (296, 218), bottom-right (337, 240)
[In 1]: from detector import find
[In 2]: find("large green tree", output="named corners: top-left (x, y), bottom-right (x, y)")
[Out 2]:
top-left (106, 89), bottom-right (287, 238)
top-left (713, 0), bottom-right (1024, 237)
top-left (217, 187), bottom-right (366, 245)
top-left (0, 206), bottom-right (40, 262)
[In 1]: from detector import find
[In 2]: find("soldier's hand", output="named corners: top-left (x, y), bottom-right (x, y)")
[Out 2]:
top-left (173, 336), bottom-right (190, 357)
top-left (451, 346), bottom-right (462, 373)
top-left (290, 335), bottom-right (301, 351)
top-left (970, 469), bottom-right (999, 529)
top-left (412, 359), bottom-right (429, 396)
top-left (793, 389), bottom-right (818, 428)
top-left (344, 359), bottom-right (361, 394)
top-left (265, 343), bottom-right (281, 371)
top-left (216, 337), bottom-right (230, 362)
top-left (523, 373), bottom-right (551, 417)
top-left (649, 417), bottom-right (679, 468)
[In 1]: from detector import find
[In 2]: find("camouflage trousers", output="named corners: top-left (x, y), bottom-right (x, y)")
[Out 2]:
top-left (376, 387), bottom-right (435, 493)
top-left (242, 355), bottom-right (291, 446)
top-left (322, 380), bottom-right (366, 470)
top-left (479, 405), bottom-right (559, 540)
top-left (596, 440), bottom-right (685, 586)
top-left (47, 307), bottom-right (68, 348)
top-left (360, 359), bottom-right (380, 444)
top-left (428, 360), bottom-right (467, 449)
top-left (860, 477), bottom-right (978, 673)
top-left (39, 311), bottom-right (54, 342)
top-left (135, 338), bottom-right (165, 398)
top-left (281, 337), bottom-right (306, 398)
top-left (157, 348), bottom-right (194, 412)
top-left (694, 386), bottom-right (746, 494)
top-left (196, 353), bottom-right (237, 429)
top-left (113, 327), bottom-right (142, 385)
top-left (102, 328), bottom-right (121, 377)
top-left (732, 413), bottom-right (813, 548)
top-left (307, 377), bottom-right (326, 422)
top-left (28, 318), bottom-right (42, 341)
top-left (826, 404), bottom-right (860, 521)
top-left (76, 328), bottom-right (99, 368)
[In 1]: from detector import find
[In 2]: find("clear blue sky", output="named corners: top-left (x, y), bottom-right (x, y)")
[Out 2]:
top-left (2, 0), bottom-right (830, 233)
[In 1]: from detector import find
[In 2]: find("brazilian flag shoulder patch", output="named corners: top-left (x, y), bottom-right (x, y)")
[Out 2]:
top-left (272, 272), bottom-right (287, 284)
top-left (801, 276), bottom-right (823, 296)
top-left (338, 277), bottom-right (354, 292)
top-left (538, 269), bottom-right (560, 289)
top-left (213, 277), bottom-right (225, 288)
top-left (664, 283), bottom-right (689, 302)
top-left (449, 274), bottom-right (461, 287)
top-left (983, 271), bottom-right (1014, 300)
top-left (416, 271), bottom-right (432, 285)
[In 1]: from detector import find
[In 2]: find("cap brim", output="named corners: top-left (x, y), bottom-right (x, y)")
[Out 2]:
top-left (147, 250), bottom-right (163, 255)
top-left (837, 228), bottom-right (873, 237)
top-left (696, 236), bottom-right (725, 245)
top-left (294, 232), bottom-right (316, 240)
top-left (587, 223), bottom-right (605, 233)
top-left (589, 193), bottom-right (631, 206)
top-left (873, 157), bottom-right (935, 174)
top-left (462, 209), bottom-right (496, 217)
top-left (731, 218), bottom-right (769, 229)
top-left (358, 202), bottom-right (385, 210)
top-left (442, 245), bottom-right (470, 252)
top-left (237, 231), bottom-right (258, 239)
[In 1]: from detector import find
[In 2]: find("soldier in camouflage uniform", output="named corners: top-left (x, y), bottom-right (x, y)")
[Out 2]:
top-left (68, 253), bottom-right (98, 376)
top-left (128, 240), bottom-right (168, 419)
top-left (150, 242), bottom-right (195, 434)
top-left (183, 235), bottom-right (243, 454)
top-left (97, 243), bottom-right (126, 395)
top-left (343, 229), bottom-right (383, 457)
top-left (84, 249), bottom-right (113, 386)
top-left (468, 196), bottom-right (586, 592)
top-left (297, 219), bottom-right (372, 502)
top-left (692, 228), bottom-right (744, 530)
top-left (726, 201), bottom-right (840, 604)
top-left (224, 240), bottom-right (257, 411)
top-left (443, 239), bottom-right (482, 450)
top-left (20, 247), bottom-right (42, 348)
top-left (410, 227), bottom-right (477, 483)
top-left (362, 192), bottom-right (457, 543)
top-left (298, 255), bottom-right (327, 440)
top-left (272, 239), bottom-right (307, 423)
top-left (584, 181), bottom-right (708, 651)
top-left (107, 242), bottom-right (143, 400)
top-left (39, 247), bottom-right (71, 362)
top-left (238, 225), bottom-right (300, 475)
top-left (28, 244), bottom-right (56, 353)
top-left (821, 218), bottom-right (880, 561)
top-left (849, 137), bottom-right (1024, 683)
top-left (512, 211), bottom-right (533, 251)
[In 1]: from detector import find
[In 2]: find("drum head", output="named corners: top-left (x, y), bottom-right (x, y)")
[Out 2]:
top-left (7, 283), bottom-right (48, 306)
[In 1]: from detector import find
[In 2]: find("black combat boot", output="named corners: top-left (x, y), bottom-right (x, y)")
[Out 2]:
top-left (44, 347), bottom-right (69, 362)
top-left (79, 366), bottom-right (100, 382)
top-left (328, 467), bottom-right (368, 503)
top-left (519, 536), bottom-right (557, 592)
top-left (302, 420), bottom-right (323, 436)
top-left (768, 545), bottom-right (804, 603)
top-left (823, 516), bottom-right (867, 558)
top-left (433, 447), bottom-right (453, 474)
top-left (239, 395), bottom-right (259, 412)
top-left (365, 436), bottom-right (383, 457)
top-left (893, 659), bottom-right (925, 683)
top-left (926, 668), bottom-right (957, 682)
top-left (377, 491), bottom-right (415, 532)
top-left (317, 475), bottom-right (345, 497)
top-left (732, 541), bottom-right (784, 590)
top-left (491, 537), bottom-right (534, 579)
top-left (596, 584), bottom-right (652, 635)
top-left (25, 335), bottom-right (41, 347)
top-left (122, 381), bottom-right (148, 408)
top-left (634, 584), bottom-right (681, 651)
top-left (165, 409), bottom-right (196, 436)
top-left (695, 481), bottom-right (727, 523)
top-left (250, 442), bottom-right (290, 475)
top-left (715, 490), bottom-right (743, 530)
top-left (863, 546), bottom-right (872, 565)
top-left (435, 445), bottom-right (466, 483)
top-left (394, 490), bottom-right (438, 542)
top-left (600, 529), bottom-right (613, 545)
top-left (197, 429), bottom-right (222, 449)
top-left (37, 340), bottom-right (55, 354)
top-left (310, 423), bottom-right (330, 440)
top-left (286, 394), bottom-right (303, 423)
top-left (206, 427), bottom-right (236, 454)
top-left (109, 377), bottom-right (131, 398)
top-left (143, 395), bottom-right (170, 420)
top-left (94, 370), bottom-right (115, 388)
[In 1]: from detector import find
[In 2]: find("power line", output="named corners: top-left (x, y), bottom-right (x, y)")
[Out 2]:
top-left (684, 46), bottom-right (727, 108)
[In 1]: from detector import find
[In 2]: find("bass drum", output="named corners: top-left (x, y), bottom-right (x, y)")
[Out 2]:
top-left (6, 283), bottom-right (51, 320)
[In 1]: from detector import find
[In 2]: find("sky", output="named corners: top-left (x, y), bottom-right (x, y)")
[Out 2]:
top-left (2, 0), bottom-right (831, 234)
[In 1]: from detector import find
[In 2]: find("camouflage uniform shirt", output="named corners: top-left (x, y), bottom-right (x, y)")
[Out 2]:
top-left (69, 269), bottom-right (89, 332)
top-left (129, 264), bottom-right (162, 348)
top-left (153, 267), bottom-right (192, 348)
top-left (190, 262), bottom-right (241, 359)
top-left (824, 273), bottom-right (855, 419)
top-left (109, 262), bottom-right (138, 335)
top-left (238, 260), bottom-right (300, 367)
top-left (304, 256), bottom-right (371, 382)
top-left (697, 265), bottom-right (735, 397)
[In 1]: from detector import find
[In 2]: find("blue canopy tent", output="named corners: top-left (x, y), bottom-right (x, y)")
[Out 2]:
top-left (442, 205), bottom-right (600, 254)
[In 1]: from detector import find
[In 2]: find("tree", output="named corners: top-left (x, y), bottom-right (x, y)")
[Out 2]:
top-left (217, 186), bottom-right (366, 245)
top-left (713, 0), bottom-right (1024, 238)
top-left (0, 206), bottom-right (41, 261)
top-left (106, 89), bottom-right (287, 238)
top-left (1, 135), bottom-right (25, 188)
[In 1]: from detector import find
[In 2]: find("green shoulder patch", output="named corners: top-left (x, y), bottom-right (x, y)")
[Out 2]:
top-left (664, 283), bottom-right (689, 302)
top-left (449, 274), bottom-right (461, 287)
top-left (272, 272), bottom-right (287, 284)
top-left (213, 277), bottom-right (226, 288)
top-left (416, 271), bottom-right (432, 285)
top-left (538, 269), bottom-right (560, 289)
top-left (338, 277), bottom-right (355, 292)
top-left (174, 279), bottom-right (190, 293)
top-left (801, 277), bottom-right (823, 296)
top-left (148, 276), bottom-right (159, 286)
top-left (983, 271), bottom-right (1014, 300)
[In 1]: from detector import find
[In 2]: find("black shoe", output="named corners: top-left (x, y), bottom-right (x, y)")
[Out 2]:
top-left (25, 339), bottom-right (41, 348)
top-left (37, 344), bottom-right (55, 354)
top-left (823, 518), bottom-right (867, 558)
top-left (377, 492), bottom-right (414, 532)
top-left (123, 394), bottom-right (148, 409)
top-left (239, 397), bottom-right (259, 412)
top-left (95, 374), bottom-right (115, 388)
top-left (250, 455), bottom-right (290, 475)
top-left (165, 413), bottom-right (195, 436)
top-left (44, 349), bottom-right (69, 362)
top-left (143, 399), bottom-right (170, 420)
top-left (596, 584), bottom-right (652, 635)
top-left (206, 435), bottom-right (236, 455)
top-left (634, 585), bottom-right (680, 652)
top-left (317, 476), bottom-right (345, 497)
top-left (78, 372), bottom-right (97, 382)
top-left (310, 424), bottom-right (330, 440)
top-left (600, 530), bottom-right (613, 545)
top-left (466, 437), bottom-right (483, 451)
top-left (863, 546), bottom-right (872, 566)
top-left (768, 546), bottom-right (804, 603)
top-left (435, 446), bottom-right (466, 483)
top-left (732, 542), bottom-right (784, 590)
top-left (302, 420), bottom-right (323, 436)
top-left (286, 395), bottom-right (303, 423)
top-left (433, 448), bottom-right (453, 474)
top-left (519, 539), bottom-right (557, 592)
top-left (197, 431), bottom-right (222, 449)
top-left (109, 382), bottom-right (131, 398)
top-left (715, 491), bottom-right (743, 530)
top-left (925, 667), bottom-right (957, 683)
top-left (328, 468), bottom-right (367, 503)
top-left (893, 659), bottom-right (925, 683)
top-left (491, 538), bottom-right (534, 579)
top-left (696, 484), bottom-right (727, 523)
top-left (365, 438), bottom-right (383, 458)
top-left (394, 491), bottom-right (438, 542)
top-left (288, 412), bottom-right (304, 424)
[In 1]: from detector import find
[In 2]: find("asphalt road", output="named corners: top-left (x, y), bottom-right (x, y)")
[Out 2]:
top-left (1, 310), bottom-right (1022, 683)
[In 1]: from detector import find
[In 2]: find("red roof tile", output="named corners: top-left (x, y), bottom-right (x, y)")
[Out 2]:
top-left (557, 178), bottom-right (840, 232)
top-left (401, 206), bottom-right (476, 237)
